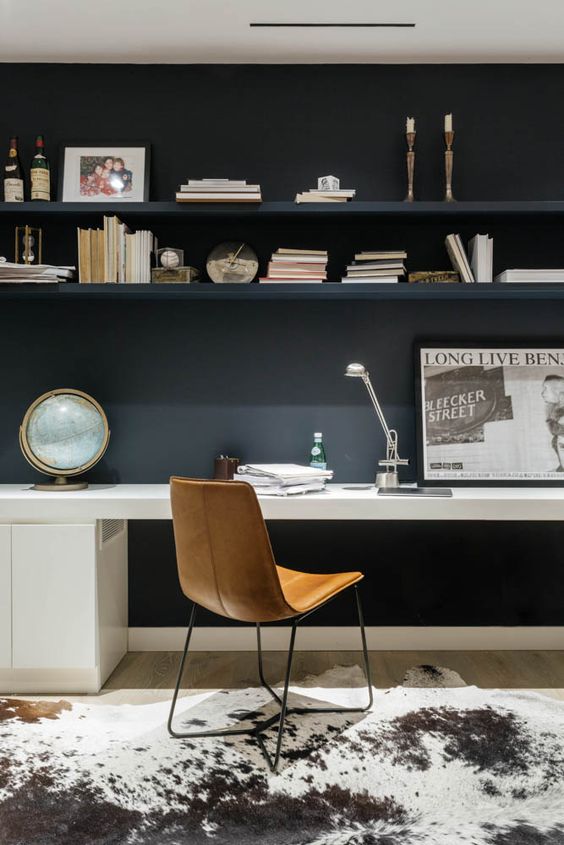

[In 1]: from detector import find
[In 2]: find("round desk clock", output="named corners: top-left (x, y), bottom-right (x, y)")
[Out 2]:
top-left (19, 389), bottom-right (110, 491)
top-left (206, 241), bottom-right (258, 283)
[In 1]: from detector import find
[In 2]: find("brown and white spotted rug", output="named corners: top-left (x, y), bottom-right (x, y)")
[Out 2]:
top-left (1, 665), bottom-right (564, 845)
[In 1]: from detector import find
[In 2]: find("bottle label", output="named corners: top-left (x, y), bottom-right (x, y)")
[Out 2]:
top-left (311, 446), bottom-right (321, 456)
top-left (310, 460), bottom-right (327, 470)
top-left (31, 168), bottom-right (50, 200)
top-left (4, 178), bottom-right (24, 202)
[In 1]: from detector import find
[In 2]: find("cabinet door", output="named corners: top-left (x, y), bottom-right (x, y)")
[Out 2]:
top-left (0, 526), bottom-right (11, 668)
top-left (12, 524), bottom-right (97, 669)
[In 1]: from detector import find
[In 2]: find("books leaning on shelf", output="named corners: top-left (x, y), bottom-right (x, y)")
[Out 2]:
top-left (341, 250), bottom-right (407, 283)
top-left (468, 234), bottom-right (493, 283)
top-left (236, 464), bottom-right (333, 496)
top-left (445, 234), bottom-right (475, 283)
top-left (295, 188), bottom-right (356, 204)
top-left (260, 247), bottom-right (328, 283)
top-left (77, 215), bottom-right (156, 283)
top-left (0, 261), bottom-right (75, 283)
top-left (495, 269), bottom-right (564, 283)
top-left (176, 179), bottom-right (262, 203)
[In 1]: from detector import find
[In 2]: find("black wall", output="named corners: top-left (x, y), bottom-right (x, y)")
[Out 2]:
top-left (2, 64), bottom-right (564, 628)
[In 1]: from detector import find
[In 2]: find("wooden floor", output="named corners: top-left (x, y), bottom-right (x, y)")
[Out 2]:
top-left (104, 650), bottom-right (564, 700)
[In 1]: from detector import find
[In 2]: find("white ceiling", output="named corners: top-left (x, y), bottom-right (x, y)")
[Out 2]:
top-left (2, 0), bottom-right (564, 63)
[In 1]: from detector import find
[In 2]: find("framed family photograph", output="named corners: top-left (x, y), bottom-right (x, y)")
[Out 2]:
top-left (58, 142), bottom-right (150, 202)
top-left (415, 342), bottom-right (564, 486)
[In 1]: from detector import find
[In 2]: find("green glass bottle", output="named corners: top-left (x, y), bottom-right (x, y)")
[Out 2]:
top-left (30, 135), bottom-right (50, 201)
top-left (309, 432), bottom-right (327, 470)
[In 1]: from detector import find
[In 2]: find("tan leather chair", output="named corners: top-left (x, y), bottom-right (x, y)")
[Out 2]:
top-left (168, 477), bottom-right (373, 771)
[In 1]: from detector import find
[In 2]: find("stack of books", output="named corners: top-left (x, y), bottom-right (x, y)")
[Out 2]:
top-left (342, 250), bottom-right (407, 283)
top-left (295, 187), bottom-right (356, 204)
top-left (260, 248), bottom-right (328, 283)
top-left (0, 261), bottom-right (75, 283)
top-left (77, 215), bottom-right (156, 283)
top-left (495, 269), bottom-right (564, 283)
top-left (176, 179), bottom-right (262, 203)
top-left (236, 464), bottom-right (333, 496)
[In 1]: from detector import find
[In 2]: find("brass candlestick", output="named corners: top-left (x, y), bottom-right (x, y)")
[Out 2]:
top-left (405, 131), bottom-right (416, 202)
top-left (444, 130), bottom-right (455, 202)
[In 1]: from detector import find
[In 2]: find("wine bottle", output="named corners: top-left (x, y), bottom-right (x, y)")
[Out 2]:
top-left (30, 135), bottom-right (50, 201)
top-left (4, 136), bottom-right (24, 202)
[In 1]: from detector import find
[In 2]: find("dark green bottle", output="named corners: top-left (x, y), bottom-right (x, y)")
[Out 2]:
top-left (309, 432), bottom-right (327, 470)
top-left (30, 135), bottom-right (50, 201)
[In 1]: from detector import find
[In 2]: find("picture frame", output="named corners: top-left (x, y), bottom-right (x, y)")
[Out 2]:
top-left (415, 341), bottom-right (564, 487)
top-left (58, 141), bottom-right (150, 202)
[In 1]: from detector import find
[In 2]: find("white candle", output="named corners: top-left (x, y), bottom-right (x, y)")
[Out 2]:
top-left (444, 113), bottom-right (453, 133)
top-left (406, 117), bottom-right (415, 133)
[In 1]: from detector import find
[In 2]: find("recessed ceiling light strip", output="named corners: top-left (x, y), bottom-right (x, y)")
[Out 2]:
top-left (250, 22), bottom-right (416, 28)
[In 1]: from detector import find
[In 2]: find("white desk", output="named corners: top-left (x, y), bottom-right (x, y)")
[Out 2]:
top-left (1, 482), bottom-right (564, 694)
top-left (1, 482), bottom-right (564, 521)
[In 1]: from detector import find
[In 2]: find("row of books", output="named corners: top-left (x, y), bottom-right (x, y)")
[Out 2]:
top-left (175, 179), bottom-right (262, 203)
top-left (341, 250), bottom-right (407, 284)
top-left (77, 216), bottom-right (156, 283)
top-left (259, 248), bottom-right (328, 283)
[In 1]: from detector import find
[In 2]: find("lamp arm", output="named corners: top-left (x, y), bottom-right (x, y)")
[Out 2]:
top-left (362, 374), bottom-right (395, 448)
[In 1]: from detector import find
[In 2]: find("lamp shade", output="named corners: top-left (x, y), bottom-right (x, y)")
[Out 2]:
top-left (345, 362), bottom-right (367, 377)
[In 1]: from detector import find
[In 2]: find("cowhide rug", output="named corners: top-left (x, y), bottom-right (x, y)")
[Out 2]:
top-left (1, 665), bottom-right (564, 845)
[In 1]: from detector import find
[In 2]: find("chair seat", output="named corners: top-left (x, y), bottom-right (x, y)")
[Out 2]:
top-left (276, 565), bottom-right (364, 614)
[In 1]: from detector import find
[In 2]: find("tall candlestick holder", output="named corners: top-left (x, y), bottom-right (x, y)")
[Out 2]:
top-left (444, 130), bottom-right (455, 202)
top-left (404, 131), bottom-right (416, 202)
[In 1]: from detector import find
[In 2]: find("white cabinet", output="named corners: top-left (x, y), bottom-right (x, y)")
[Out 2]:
top-left (0, 520), bottom-right (127, 694)
top-left (0, 526), bottom-right (11, 669)
top-left (12, 525), bottom-right (97, 670)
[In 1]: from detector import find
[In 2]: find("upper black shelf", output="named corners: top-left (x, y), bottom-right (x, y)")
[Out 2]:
top-left (2, 201), bottom-right (564, 219)
top-left (4, 283), bottom-right (564, 301)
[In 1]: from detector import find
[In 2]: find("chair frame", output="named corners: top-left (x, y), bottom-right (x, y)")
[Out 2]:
top-left (167, 584), bottom-right (373, 772)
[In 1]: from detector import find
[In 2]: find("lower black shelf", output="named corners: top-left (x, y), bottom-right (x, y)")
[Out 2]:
top-left (2, 282), bottom-right (564, 301)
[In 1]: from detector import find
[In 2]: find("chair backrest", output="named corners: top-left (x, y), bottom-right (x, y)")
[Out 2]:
top-left (170, 477), bottom-right (296, 623)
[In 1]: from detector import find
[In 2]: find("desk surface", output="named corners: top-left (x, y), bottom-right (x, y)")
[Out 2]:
top-left (0, 483), bottom-right (563, 521)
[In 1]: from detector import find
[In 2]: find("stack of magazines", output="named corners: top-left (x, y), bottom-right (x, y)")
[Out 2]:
top-left (236, 464), bottom-right (333, 495)
top-left (0, 261), bottom-right (75, 283)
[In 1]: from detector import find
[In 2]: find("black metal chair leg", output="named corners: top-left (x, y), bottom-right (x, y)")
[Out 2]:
top-left (288, 585), bottom-right (373, 715)
top-left (256, 621), bottom-right (297, 772)
top-left (257, 623), bottom-right (283, 705)
top-left (167, 604), bottom-right (254, 740)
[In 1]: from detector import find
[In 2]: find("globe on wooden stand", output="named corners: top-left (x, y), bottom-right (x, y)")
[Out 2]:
top-left (19, 389), bottom-right (110, 491)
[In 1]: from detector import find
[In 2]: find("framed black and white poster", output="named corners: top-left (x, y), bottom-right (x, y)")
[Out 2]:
top-left (415, 343), bottom-right (564, 486)
top-left (58, 142), bottom-right (150, 202)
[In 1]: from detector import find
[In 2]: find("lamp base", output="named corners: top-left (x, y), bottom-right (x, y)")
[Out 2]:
top-left (376, 471), bottom-right (400, 488)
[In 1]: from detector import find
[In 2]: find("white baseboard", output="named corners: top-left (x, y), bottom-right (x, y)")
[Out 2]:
top-left (128, 626), bottom-right (564, 652)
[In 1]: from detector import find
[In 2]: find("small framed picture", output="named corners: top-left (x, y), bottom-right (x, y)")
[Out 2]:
top-left (58, 142), bottom-right (150, 202)
top-left (415, 342), bottom-right (564, 487)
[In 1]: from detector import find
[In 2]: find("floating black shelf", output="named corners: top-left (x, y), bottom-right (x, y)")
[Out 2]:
top-left (2, 200), bottom-right (564, 219)
top-left (3, 282), bottom-right (564, 301)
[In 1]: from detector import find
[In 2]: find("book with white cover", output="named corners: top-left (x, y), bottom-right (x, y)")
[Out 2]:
top-left (341, 276), bottom-right (399, 284)
top-left (468, 234), bottom-right (493, 283)
top-left (495, 269), bottom-right (564, 283)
